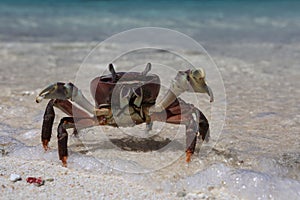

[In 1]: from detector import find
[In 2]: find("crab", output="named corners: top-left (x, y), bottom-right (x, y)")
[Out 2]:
top-left (36, 63), bottom-right (213, 167)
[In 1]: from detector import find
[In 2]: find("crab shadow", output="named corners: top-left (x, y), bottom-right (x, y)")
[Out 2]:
top-left (109, 136), bottom-right (177, 152)
top-left (70, 136), bottom-right (184, 154)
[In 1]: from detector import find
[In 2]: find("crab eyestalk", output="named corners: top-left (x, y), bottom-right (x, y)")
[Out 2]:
top-left (36, 82), bottom-right (94, 114)
top-left (109, 63), bottom-right (117, 82)
top-left (141, 63), bottom-right (151, 76)
top-left (153, 68), bottom-right (213, 112)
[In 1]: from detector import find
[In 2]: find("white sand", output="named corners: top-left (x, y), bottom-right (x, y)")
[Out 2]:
top-left (0, 42), bottom-right (299, 199)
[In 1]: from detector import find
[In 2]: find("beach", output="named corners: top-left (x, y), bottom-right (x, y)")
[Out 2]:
top-left (0, 1), bottom-right (300, 199)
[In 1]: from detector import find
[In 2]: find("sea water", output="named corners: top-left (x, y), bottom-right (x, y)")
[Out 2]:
top-left (0, 0), bottom-right (300, 43)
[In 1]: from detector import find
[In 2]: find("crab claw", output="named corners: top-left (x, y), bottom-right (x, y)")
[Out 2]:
top-left (36, 82), bottom-right (94, 114)
top-left (153, 68), bottom-right (213, 112)
top-left (36, 82), bottom-right (71, 103)
top-left (189, 68), bottom-right (214, 102)
top-left (36, 86), bottom-right (49, 103)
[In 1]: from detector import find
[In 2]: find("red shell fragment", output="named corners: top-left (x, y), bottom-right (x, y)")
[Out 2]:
top-left (26, 177), bottom-right (45, 186)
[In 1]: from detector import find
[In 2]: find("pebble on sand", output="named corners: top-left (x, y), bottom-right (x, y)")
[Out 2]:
top-left (10, 174), bottom-right (22, 182)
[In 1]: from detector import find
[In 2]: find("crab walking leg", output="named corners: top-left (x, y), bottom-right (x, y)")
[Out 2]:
top-left (197, 109), bottom-right (210, 142)
top-left (145, 121), bottom-right (153, 132)
top-left (57, 118), bottom-right (69, 167)
top-left (185, 119), bottom-right (198, 162)
top-left (165, 114), bottom-right (198, 162)
top-left (41, 99), bottom-right (93, 151)
top-left (57, 117), bottom-right (97, 167)
top-left (41, 100), bottom-right (55, 151)
top-left (151, 98), bottom-right (210, 162)
top-left (36, 82), bottom-right (94, 114)
top-left (183, 108), bottom-right (210, 162)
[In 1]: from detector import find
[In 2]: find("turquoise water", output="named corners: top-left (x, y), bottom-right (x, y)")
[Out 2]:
top-left (0, 0), bottom-right (300, 43)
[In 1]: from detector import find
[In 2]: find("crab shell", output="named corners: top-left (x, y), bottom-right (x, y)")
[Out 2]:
top-left (90, 72), bottom-right (161, 109)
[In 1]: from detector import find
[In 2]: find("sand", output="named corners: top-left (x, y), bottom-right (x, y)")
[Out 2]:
top-left (0, 41), bottom-right (299, 199)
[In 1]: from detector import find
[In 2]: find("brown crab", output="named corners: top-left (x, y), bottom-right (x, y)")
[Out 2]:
top-left (36, 63), bottom-right (213, 167)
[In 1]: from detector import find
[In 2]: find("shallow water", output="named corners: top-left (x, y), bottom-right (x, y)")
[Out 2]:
top-left (0, 1), bottom-right (300, 199)
top-left (1, 0), bottom-right (300, 44)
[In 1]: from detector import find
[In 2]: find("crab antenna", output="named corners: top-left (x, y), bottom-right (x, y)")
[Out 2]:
top-left (141, 63), bottom-right (151, 76)
top-left (109, 63), bottom-right (117, 82)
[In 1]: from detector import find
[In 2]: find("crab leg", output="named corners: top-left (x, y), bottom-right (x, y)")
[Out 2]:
top-left (41, 100), bottom-right (55, 151)
top-left (36, 82), bottom-right (94, 114)
top-left (151, 98), bottom-right (209, 162)
top-left (41, 99), bottom-right (93, 151)
top-left (185, 120), bottom-right (198, 162)
top-left (57, 118), bottom-right (70, 167)
top-left (57, 117), bottom-right (96, 167)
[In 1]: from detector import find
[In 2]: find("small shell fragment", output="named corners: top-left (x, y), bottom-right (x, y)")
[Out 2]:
top-left (10, 174), bottom-right (22, 182)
